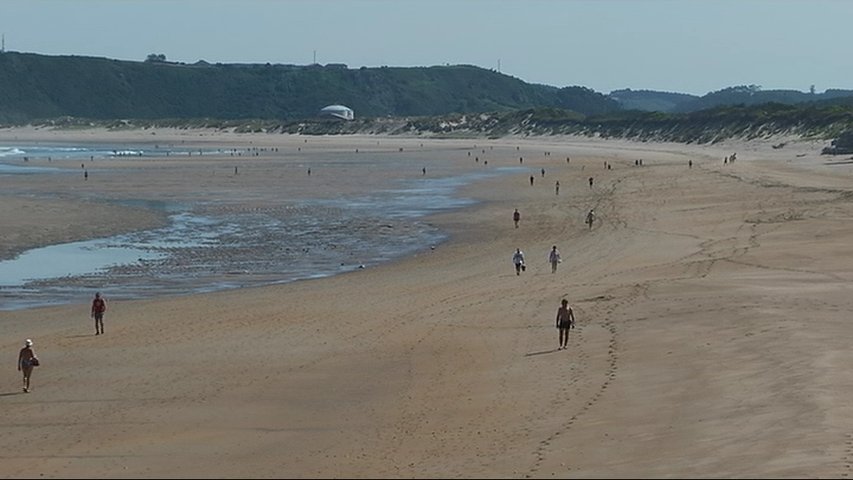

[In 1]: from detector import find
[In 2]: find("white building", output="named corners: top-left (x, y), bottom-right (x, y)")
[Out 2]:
top-left (319, 104), bottom-right (354, 121)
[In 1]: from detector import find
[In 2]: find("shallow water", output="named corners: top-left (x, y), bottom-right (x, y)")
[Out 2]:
top-left (0, 168), bottom-right (521, 311)
top-left (0, 143), bottom-right (222, 165)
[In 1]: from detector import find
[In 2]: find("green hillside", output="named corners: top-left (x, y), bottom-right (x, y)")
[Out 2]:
top-left (0, 52), bottom-right (620, 123)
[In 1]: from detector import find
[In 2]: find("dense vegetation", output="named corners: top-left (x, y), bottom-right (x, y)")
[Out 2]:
top-left (34, 102), bottom-right (853, 147)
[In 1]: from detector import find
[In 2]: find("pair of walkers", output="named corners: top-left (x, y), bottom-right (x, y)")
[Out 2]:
top-left (16, 292), bottom-right (106, 393)
top-left (512, 246), bottom-right (562, 275)
top-left (513, 208), bottom-right (595, 231)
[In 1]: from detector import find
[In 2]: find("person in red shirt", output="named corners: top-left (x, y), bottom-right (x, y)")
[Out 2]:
top-left (91, 292), bottom-right (107, 335)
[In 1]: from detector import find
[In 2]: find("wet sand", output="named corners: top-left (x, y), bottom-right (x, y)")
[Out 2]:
top-left (2, 128), bottom-right (853, 477)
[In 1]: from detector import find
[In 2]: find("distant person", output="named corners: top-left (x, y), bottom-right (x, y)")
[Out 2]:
top-left (17, 339), bottom-right (39, 393)
top-left (519, 157), bottom-right (523, 164)
top-left (513, 208), bottom-right (521, 228)
top-left (541, 168), bottom-right (546, 177)
top-left (307, 168), bottom-right (311, 176)
top-left (512, 248), bottom-right (526, 275)
top-left (586, 209), bottom-right (596, 229)
top-left (555, 180), bottom-right (560, 195)
top-left (689, 160), bottom-right (693, 169)
top-left (530, 175), bottom-right (534, 186)
top-left (422, 167), bottom-right (426, 175)
top-left (588, 177), bottom-right (593, 188)
top-left (91, 292), bottom-right (107, 335)
top-left (566, 157), bottom-right (570, 164)
top-left (555, 299), bottom-right (575, 350)
top-left (548, 245), bottom-right (562, 273)
top-left (84, 170), bottom-right (88, 180)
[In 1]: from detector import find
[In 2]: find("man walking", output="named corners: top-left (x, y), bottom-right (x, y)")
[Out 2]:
top-left (91, 292), bottom-right (107, 335)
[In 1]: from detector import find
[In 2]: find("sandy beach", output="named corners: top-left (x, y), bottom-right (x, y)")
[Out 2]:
top-left (2, 127), bottom-right (853, 478)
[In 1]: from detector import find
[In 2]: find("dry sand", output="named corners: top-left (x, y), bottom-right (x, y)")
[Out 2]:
top-left (1, 128), bottom-right (853, 478)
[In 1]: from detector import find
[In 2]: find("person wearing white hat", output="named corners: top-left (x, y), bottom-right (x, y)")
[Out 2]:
top-left (17, 339), bottom-right (39, 393)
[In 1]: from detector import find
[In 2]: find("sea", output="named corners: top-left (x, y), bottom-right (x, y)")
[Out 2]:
top-left (0, 143), bottom-right (523, 310)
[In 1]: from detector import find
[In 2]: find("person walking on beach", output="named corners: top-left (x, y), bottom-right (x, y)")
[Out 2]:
top-left (549, 246), bottom-right (562, 273)
top-left (512, 248), bottom-right (526, 275)
top-left (17, 339), bottom-right (39, 393)
top-left (530, 175), bottom-right (535, 186)
top-left (555, 180), bottom-right (560, 195)
top-left (513, 208), bottom-right (521, 228)
top-left (555, 299), bottom-right (575, 350)
top-left (588, 177), bottom-right (594, 188)
top-left (91, 292), bottom-right (107, 335)
top-left (586, 209), bottom-right (596, 230)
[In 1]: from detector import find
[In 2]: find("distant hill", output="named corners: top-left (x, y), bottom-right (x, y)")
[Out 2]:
top-left (608, 87), bottom-right (853, 113)
top-left (0, 51), bottom-right (620, 123)
top-left (608, 89), bottom-right (699, 113)
top-left (673, 85), bottom-right (853, 113)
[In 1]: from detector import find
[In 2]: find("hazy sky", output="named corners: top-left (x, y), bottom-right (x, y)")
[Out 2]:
top-left (3, 0), bottom-right (851, 96)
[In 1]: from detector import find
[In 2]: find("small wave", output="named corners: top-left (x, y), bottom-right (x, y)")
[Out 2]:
top-left (110, 150), bottom-right (144, 156)
top-left (0, 147), bottom-right (25, 157)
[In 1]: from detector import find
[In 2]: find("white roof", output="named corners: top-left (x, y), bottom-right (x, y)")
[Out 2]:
top-left (319, 105), bottom-right (354, 120)
top-left (320, 105), bottom-right (353, 112)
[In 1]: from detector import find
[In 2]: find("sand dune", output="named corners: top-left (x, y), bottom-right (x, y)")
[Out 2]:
top-left (1, 129), bottom-right (852, 477)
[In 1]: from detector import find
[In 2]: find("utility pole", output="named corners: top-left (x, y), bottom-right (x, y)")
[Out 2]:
top-left (2, 34), bottom-right (5, 53)
top-left (497, 58), bottom-right (501, 73)
top-left (313, 49), bottom-right (317, 65)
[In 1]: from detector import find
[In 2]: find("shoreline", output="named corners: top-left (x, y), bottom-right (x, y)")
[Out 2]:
top-left (2, 127), bottom-right (853, 477)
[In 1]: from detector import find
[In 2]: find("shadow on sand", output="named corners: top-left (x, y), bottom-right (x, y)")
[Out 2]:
top-left (524, 348), bottom-right (559, 357)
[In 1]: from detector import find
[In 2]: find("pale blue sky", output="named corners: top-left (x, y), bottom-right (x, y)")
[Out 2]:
top-left (3, 0), bottom-right (851, 95)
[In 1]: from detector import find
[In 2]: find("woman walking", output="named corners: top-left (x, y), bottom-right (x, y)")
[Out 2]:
top-left (17, 339), bottom-right (39, 393)
top-left (549, 246), bottom-right (562, 273)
